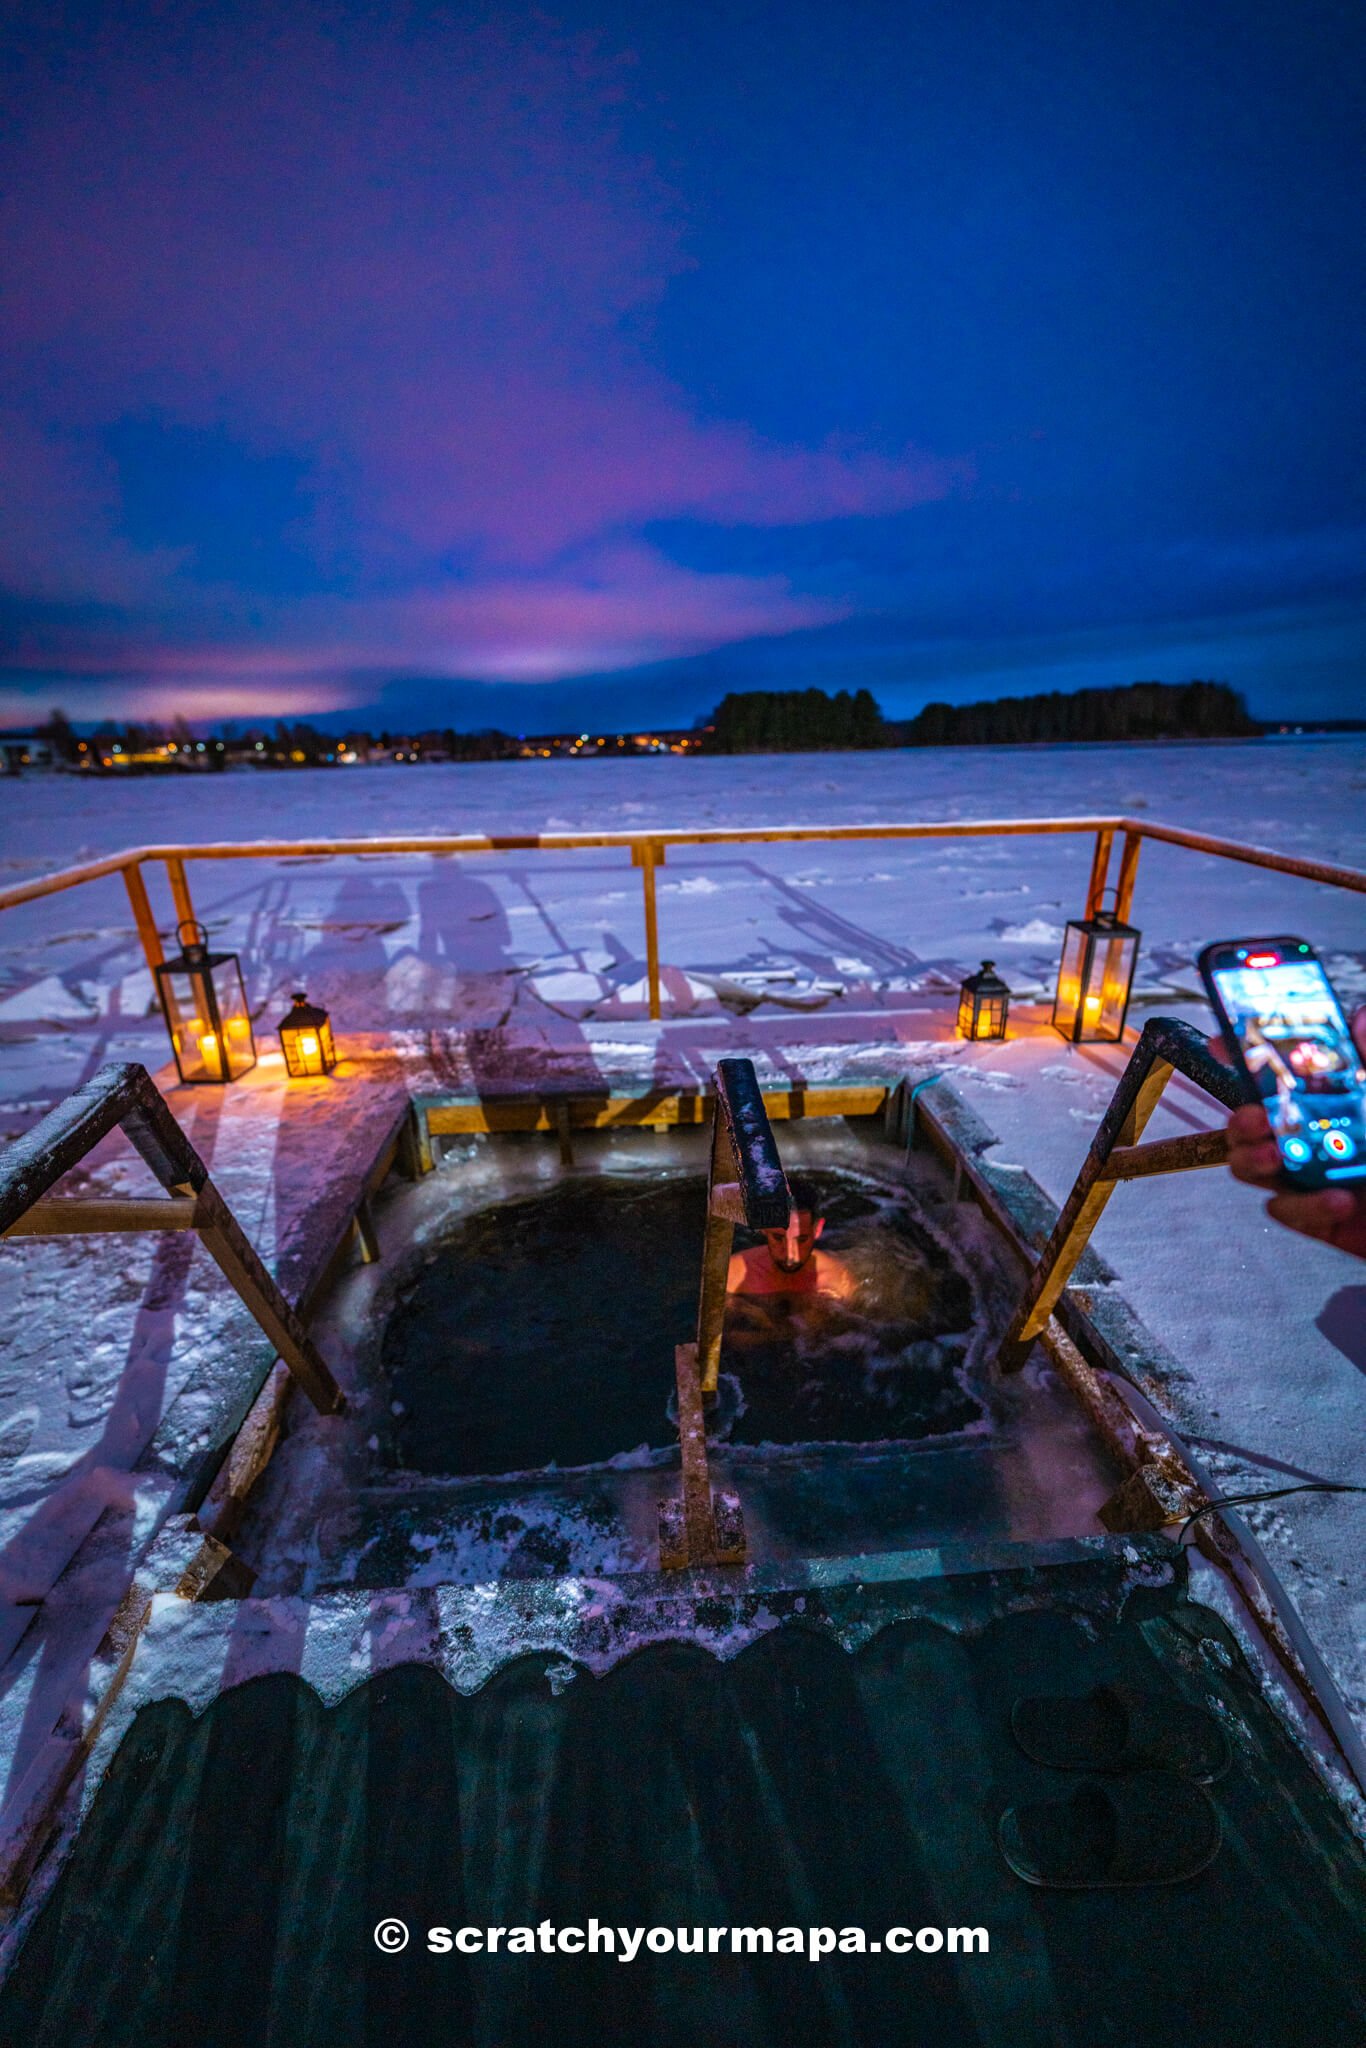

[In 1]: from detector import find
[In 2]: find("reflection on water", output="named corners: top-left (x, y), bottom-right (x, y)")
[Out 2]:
top-left (380, 1169), bottom-right (981, 1478)
top-left (720, 1198), bottom-right (981, 1445)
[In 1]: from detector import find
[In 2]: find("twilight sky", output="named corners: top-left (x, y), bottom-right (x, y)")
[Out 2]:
top-left (2, 0), bottom-right (1362, 731)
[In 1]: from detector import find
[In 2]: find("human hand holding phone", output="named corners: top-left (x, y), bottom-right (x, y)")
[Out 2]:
top-left (1224, 1007), bottom-right (1366, 1260)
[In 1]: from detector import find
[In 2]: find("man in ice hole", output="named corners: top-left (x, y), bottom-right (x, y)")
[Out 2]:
top-left (726, 1177), bottom-right (856, 1305)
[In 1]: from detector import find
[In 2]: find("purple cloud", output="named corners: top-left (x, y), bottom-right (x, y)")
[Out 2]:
top-left (0, 13), bottom-right (961, 707)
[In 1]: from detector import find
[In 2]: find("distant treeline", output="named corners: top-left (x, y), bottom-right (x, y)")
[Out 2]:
top-left (706, 688), bottom-right (886, 752)
top-left (900, 679), bottom-right (1258, 746)
top-left (701, 678), bottom-right (1259, 751)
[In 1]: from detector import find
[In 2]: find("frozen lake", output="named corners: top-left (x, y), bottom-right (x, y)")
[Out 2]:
top-left (2, 737), bottom-right (1363, 1118)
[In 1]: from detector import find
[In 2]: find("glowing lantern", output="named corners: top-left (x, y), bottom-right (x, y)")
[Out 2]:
top-left (957, 959), bottom-right (1011, 1040)
top-left (155, 921), bottom-right (257, 1084)
top-left (1052, 906), bottom-right (1141, 1043)
top-left (277, 989), bottom-right (337, 1078)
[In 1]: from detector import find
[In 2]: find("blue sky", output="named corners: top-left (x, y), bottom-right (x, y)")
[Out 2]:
top-left (1, 0), bottom-right (1362, 728)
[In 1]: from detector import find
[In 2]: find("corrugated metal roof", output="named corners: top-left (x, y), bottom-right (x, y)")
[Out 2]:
top-left (4, 1559), bottom-right (1365, 2046)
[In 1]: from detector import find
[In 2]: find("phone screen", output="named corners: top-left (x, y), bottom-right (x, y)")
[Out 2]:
top-left (1210, 946), bottom-right (1366, 1181)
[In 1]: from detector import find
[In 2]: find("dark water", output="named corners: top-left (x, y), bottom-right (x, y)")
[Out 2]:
top-left (381, 1172), bottom-right (979, 1477)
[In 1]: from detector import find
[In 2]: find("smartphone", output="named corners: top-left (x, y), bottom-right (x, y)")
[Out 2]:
top-left (1198, 937), bottom-right (1366, 1188)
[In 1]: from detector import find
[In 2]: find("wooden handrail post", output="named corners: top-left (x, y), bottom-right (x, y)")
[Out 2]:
top-left (632, 839), bottom-right (665, 1020)
top-left (1085, 826), bottom-right (1115, 917)
top-left (122, 861), bottom-right (165, 976)
top-left (165, 855), bottom-right (197, 934)
top-left (1115, 829), bottom-right (1143, 920)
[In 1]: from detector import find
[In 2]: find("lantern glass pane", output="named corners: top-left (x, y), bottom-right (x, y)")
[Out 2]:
top-left (158, 952), bottom-right (255, 1082)
top-left (956, 987), bottom-right (974, 1037)
top-left (1052, 924), bottom-right (1090, 1037)
top-left (159, 964), bottom-right (222, 1082)
top-left (979, 991), bottom-right (1007, 1038)
top-left (209, 960), bottom-right (256, 1079)
top-left (1094, 932), bottom-right (1138, 1038)
top-left (281, 1011), bottom-right (335, 1077)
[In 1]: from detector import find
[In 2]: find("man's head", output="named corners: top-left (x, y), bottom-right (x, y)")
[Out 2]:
top-left (761, 1176), bottom-right (825, 1272)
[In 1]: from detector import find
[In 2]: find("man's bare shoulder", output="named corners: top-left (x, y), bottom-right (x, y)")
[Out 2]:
top-left (814, 1250), bottom-right (857, 1299)
top-left (728, 1246), bottom-right (768, 1292)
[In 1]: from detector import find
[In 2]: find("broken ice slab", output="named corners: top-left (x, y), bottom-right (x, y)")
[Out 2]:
top-left (689, 972), bottom-right (845, 1012)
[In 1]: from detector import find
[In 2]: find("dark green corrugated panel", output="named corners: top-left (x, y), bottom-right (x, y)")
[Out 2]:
top-left (5, 1578), bottom-right (1366, 2048)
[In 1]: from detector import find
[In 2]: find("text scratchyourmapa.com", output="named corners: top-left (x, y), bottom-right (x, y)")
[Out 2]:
top-left (374, 1920), bottom-right (989, 1962)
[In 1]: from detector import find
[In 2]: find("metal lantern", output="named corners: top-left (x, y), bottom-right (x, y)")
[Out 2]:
top-left (1052, 904), bottom-right (1141, 1043)
top-left (957, 959), bottom-right (1010, 1040)
top-left (155, 921), bottom-right (257, 1084)
top-left (277, 989), bottom-right (337, 1078)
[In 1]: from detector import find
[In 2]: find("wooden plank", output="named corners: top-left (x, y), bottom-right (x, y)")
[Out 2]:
top-left (396, 1106), bottom-right (433, 1178)
top-left (422, 1084), bottom-right (886, 1137)
top-left (365, 1133), bottom-right (400, 1194)
top-left (1084, 826), bottom-right (1114, 917)
top-left (762, 1086), bottom-right (886, 1120)
top-left (191, 1178), bottom-right (344, 1415)
top-left (714, 1058), bottom-right (790, 1229)
top-left (426, 1101), bottom-right (557, 1134)
top-left (696, 1115), bottom-right (738, 1399)
top-left (673, 1341), bottom-right (715, 1566)
top-left (996, 1038), bottom-right (1175, 1371)
top-left (164, 855), bottom-right (196, 934)
top-left (121, 861), bottom-right (165, 976)
top-left (1118, 817), bottom-right (1366, 897)
top-left (0, 848), bottom-right (136, 914)
top-left (5, 1196), bottom-right (198, 1237)
top-left (1008, 1056), bottom-right (1172, 1350)
top-left (603, 1092), bottom-right (705, 1126)
top-left (631, 839), bottom-right (664, 1021)
top-left (1101, 1129), bottom-right (1228, 1181)
top-left (196, 1361), bottom-right (292, 1538)
top-left (0, 1062), bottom-right (155, 1232)
top-left (351, 1196), bottom-right (380, 1263)
top-left (1114, 829), bottom-right (1143, 921)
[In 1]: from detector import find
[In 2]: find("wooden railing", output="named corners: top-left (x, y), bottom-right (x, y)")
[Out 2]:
top-left (1, 817), bottom-right (1363, 1024)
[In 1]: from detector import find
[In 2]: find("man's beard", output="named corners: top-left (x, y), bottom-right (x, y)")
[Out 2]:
top-left (772, 1251), bottom-right (810, 1272)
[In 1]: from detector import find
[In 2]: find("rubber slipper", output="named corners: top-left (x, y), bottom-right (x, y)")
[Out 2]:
top-left (998, 1772), bottom-right (1222, 1889)
top-left (1011, 1681), bottom-right (1231, 1782)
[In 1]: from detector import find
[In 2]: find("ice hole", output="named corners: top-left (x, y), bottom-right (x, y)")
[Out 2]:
top-left (377, 1170), bottom-right (982, 1478)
